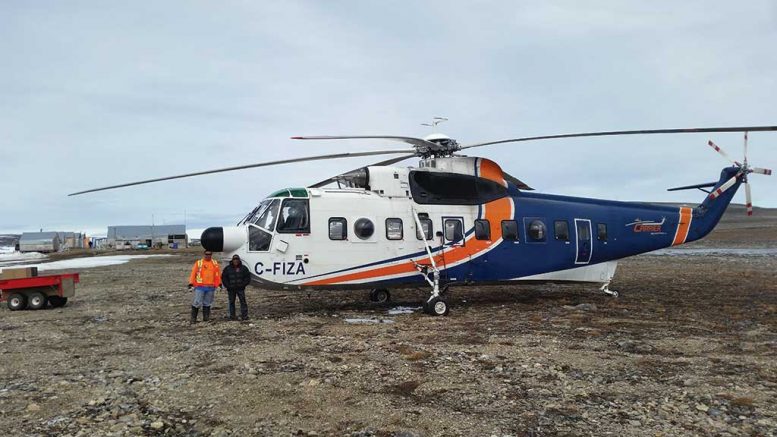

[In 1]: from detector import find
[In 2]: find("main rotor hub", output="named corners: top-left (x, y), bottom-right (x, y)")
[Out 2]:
top-left (421, 133), bottom-right (459, 156)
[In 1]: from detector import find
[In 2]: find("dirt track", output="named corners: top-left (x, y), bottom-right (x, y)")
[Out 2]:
top-left (1, 228), bottom-right (776, 436)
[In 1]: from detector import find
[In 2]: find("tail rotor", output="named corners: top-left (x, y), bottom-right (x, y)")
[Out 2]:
top-left (706, 132), bottom-right (772, 215)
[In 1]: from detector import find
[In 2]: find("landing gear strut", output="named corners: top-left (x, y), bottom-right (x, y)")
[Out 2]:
top-left (411, 208), bottom-right (451, 316)
top-left (600, 281), bottom-right (619, 297)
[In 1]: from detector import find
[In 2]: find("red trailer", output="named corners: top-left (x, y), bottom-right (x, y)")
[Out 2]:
top-left (0, 273), bottom-right (79, 310)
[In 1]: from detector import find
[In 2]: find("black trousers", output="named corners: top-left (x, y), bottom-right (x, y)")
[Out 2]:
top-left (227, 288), bottom-right (248, 319)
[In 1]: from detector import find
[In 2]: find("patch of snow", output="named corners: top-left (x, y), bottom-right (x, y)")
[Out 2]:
top-left (343, 318), bottom-right (395, 324)
top-left (387, 306), bottom-right (422, 315)
top-left (0, 246), bottom-right (15, 254)
top-left (0, 254), bottom-right (174, 272)
top-left (0, 251), bottom-right (48, 267)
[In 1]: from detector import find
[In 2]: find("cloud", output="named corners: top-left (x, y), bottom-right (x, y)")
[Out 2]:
top-left (1, 1), bottom-right (776, 236)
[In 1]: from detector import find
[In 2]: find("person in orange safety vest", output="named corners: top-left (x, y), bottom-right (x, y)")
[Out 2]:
top-left (188, 250), bottom-right (222, 323)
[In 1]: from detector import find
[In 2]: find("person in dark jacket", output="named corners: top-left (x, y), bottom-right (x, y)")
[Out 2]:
top-left (221, 254), bottom-right (252, 320)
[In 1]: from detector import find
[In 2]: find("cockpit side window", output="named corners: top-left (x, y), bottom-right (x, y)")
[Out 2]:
top-left (276, 199), bottom-right (310, 233)
top-left (252, 199), bottom-right (280, 231)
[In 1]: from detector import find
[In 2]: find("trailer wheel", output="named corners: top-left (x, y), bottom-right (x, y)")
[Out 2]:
top-left (48, 296), bottom-right (68, 308)
top-left (27, 292), bottom-right (47, 310)
top-left (7, 293), bottom-right (27, 311)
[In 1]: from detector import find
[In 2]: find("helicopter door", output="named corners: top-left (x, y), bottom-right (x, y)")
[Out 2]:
top-left (574, 219), bottom-right (592, 264)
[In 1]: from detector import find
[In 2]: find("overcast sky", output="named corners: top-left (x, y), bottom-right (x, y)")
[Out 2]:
top-left (1, 1), bottom-right (776, 237)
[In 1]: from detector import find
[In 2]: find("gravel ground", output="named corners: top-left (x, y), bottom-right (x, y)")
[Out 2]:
top-left (1, 228), bottom-right (775, 436)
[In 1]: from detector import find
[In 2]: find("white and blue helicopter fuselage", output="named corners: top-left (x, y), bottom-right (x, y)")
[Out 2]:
top-left (203, 156), bottom-right (740, 298)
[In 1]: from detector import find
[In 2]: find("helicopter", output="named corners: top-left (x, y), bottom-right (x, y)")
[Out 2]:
top-left (70, 123), bottom-right (774, 316)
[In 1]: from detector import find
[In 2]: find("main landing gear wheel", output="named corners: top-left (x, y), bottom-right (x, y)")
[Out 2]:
top-left (424, 296), bottom-right (449, 316)
top-left (7, 293), bottom-right (27, 311)
top-left (48, 296), bottom-right (68, 308)
top-left (369, 288), bottom-right (390, 304)
top-left (27, 292), bottom-right (47, 310)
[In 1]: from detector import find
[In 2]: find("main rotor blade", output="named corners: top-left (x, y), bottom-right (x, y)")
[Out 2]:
top-left (292, 135), bottom-right (445, 153)
top-left (68, 149), bottom-right (415, 196)
top-left (460, 126), bottom-right (777, 150)
top-left (308, 154), bottom-right (416, 188)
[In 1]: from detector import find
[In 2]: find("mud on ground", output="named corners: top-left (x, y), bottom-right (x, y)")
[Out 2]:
top-left (1, 243), bottom-right (775, 436)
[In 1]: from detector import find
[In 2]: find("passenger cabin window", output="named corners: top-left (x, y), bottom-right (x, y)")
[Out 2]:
top-left (386, 218), bottom-right (403, 240)
top-left (474, 219), bottom-right (491, 240)
top-left (276, 199), bottom-right (310, 233)
top-left (354, 218), bottom-right (375, 240)
top-left (248, 226), bottom-right (272, 251)
top-left (501, 220), bottom-right (519, 241)
top-left (526, 219), bottom-right (547, 242)
top-left (577, 222), bottom-right (591, 241)
top-left (416, 217), bottom-right (433, 240)
top-left (554, 220), bottom-right (569, 241)
top-left (409, 171), bottom-right (508, 205)
top-left (444, 219), bottom-right (464, 244)
top-left (597, 223), bottom-right (608, 241)
top-left (329, 218), bottom-right (347, 240)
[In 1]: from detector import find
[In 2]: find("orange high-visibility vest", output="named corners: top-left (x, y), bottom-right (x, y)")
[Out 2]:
top-left (189, 258), bottom-right (221, 287)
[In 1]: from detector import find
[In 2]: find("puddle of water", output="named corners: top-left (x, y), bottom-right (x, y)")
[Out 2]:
top-left (343, 318), bottom-right (395, 324)
top-left (648, 248), bottom-right (777, 257)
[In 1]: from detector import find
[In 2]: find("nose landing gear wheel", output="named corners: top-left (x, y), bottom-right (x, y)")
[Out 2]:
top-left (369, 288), bottom-right (390, 304)
top-left (424, 296), bottom-right (449, 316)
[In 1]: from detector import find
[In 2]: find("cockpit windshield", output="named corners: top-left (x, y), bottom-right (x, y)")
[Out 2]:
top-left (240, 199), bottom-right (279, 228)
top-left (252, 199), bottom-right (280, 231)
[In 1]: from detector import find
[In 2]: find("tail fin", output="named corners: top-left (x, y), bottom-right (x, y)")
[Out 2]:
top-left (684, 167), bottom-right (742, 243)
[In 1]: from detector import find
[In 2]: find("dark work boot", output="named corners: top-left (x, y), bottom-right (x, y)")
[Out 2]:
top-left (203, 306), bottom-right (211, 322)
top-left (190, 306), bottom-right (199, 324)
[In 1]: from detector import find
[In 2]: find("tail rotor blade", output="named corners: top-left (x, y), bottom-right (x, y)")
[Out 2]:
top-left (752, 167), bottom-right (772, 176)
top-left (707, 140), bottom-right (739, 165)
top-left (708, 175), bottom-right (739, 200)
top-left (743, 132), bottom-right (749, 166)
top-left (745, 182), bottom-right (753, 216)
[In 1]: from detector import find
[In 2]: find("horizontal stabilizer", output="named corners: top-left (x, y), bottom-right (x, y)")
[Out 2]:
top-left (667, 181), bottom-right (718, 192)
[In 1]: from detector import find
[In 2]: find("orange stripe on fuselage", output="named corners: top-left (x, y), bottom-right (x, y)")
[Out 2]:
top-left (302, 197), bottom-right (513, 286)
top-left (672, 207), bottom-right (693, 246)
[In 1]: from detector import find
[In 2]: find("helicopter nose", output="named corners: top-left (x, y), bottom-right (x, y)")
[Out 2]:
top-left (201, 227), bottom-right (224, 252)
top-left (201, 226), bottom-right (245, 253)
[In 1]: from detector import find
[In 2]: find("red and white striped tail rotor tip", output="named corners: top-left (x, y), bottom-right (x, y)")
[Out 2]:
top-left (752, 167), bottom-right (772, 176)
top-left (745, 183), bottom-right (753, 216)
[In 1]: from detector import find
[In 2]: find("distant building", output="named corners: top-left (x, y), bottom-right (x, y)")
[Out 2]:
top-left (56, 232), bottom-right (85, 250)
top-left (107, 225), bottom-right (188, 249)
top-left (19, 232), bottom-right (61, 253)
top-left (91, 237), bottom-right (108, 249)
